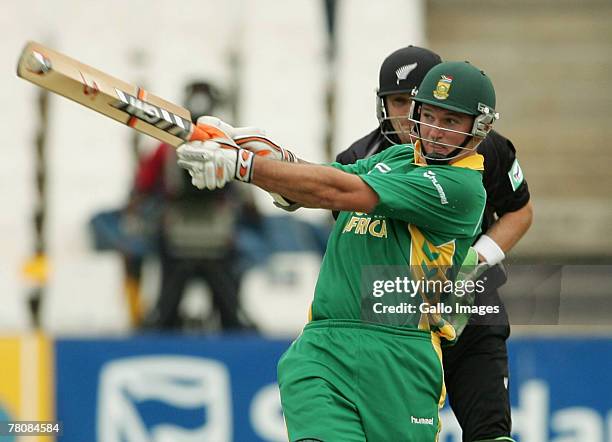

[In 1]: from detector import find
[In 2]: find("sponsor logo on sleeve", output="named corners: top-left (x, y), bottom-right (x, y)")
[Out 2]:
top-left (508, 158), bottom-right (524, 191)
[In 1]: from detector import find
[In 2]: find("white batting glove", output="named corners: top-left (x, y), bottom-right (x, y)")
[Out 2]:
top-left (176, 141), bottom-right (254, 190)
top-left (233, 129), bottom-right (298, 163)
top-left (229, 124), bottom-right (300, 210)
top-left (194, 116), bottom-right (299, 209)
top-left (192, 116), bottom-right (240, 149)
top-left (233, 130), bottom-right (300, 209)
top-left (195, 116), bottom-right (297, 162)
top-left (195, 115), bottom-right (234, 137)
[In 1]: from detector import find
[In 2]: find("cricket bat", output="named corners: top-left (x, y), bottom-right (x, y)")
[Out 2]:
top-left (17, 41), bottom-right (226, 147)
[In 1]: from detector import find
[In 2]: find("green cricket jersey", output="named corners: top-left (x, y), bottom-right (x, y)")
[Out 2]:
top-left (310, 142), bottom-right (486, 329)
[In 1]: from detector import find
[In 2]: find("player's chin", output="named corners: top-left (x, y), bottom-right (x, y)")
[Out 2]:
top-left (423, 143), bottom-right (451, 157)
top-left (393, 127), bottom-right (412, 144)
top-left (398, 134), bottom-right (413, 144)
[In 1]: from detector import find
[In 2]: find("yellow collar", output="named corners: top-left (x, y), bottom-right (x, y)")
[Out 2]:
top-left (413, 141), bottom-right (484, 171)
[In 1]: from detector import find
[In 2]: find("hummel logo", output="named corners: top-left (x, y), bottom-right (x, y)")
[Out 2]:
top-left (411, 416), bottom-right (434, 425)
top-left (396, 63), bottom-right (418, 84)
top-left (423, 170), bottom-right (448, 205)
top-left (369, 163), bottom-right (391, 174)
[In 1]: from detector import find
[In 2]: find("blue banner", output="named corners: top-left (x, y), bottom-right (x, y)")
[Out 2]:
top-left (55, 334), bottom-right (291, 442)
top-left (55, 335), bottom-right (612, 442)
top-left (439, 337), bottom-right (612, 442)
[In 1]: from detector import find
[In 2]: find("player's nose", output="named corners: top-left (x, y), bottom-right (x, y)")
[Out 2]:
top-left (427, 124), bottom-right (443, 140)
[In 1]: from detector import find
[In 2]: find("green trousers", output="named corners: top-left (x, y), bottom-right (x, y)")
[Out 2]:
top-left (278, 320), bottom-right (445, 442)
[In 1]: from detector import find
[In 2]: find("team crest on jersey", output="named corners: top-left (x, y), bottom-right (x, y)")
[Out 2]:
top-left (433, 75), bottom-right (453, 100)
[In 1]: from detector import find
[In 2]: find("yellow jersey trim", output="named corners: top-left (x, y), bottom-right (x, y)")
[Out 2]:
top-left (413, 141), bottom-right (484, 171)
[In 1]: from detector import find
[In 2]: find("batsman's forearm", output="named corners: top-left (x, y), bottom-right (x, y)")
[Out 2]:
top-left (251, 157), bottom-right (345, 208)
top-left (251, 157), bottom-right (376, 211)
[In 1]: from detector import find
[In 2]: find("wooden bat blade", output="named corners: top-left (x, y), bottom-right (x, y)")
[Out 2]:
top-left (16, 41), bottom-right (214, 147)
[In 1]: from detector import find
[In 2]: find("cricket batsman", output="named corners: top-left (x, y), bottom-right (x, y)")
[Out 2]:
top-left (176, 61), bottom-right (499, 441)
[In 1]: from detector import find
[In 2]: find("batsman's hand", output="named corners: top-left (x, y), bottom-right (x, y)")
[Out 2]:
top-left (195, 116), bottom-right (298, 162)
top-left (199, 116), bottom-right (300, 209)
top-left (193, 116), bottom-right (239, 149)
top-left (194, 116), bottom-right (300, 209)
top-left (231, 127), bottom-right (300, 210)
top-left (233, 129), bottom-right (298, 163)
top-left (176, 141), bottom-right (254, 190)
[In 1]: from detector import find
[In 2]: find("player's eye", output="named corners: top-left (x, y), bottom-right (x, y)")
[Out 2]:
top-left (421, 112), bottom-right (434, 121)
top-left (445, 118), bottom-right (459, 126)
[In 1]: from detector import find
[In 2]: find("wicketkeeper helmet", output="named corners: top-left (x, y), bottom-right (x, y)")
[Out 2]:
top-left (376, 46), bottom-right (442, 144)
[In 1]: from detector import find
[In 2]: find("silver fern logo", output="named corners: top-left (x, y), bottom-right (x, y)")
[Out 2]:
top-left (395, 62), bottom-right (418, 85)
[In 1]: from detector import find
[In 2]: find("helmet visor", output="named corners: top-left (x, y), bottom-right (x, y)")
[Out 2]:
top-left (377, 94), bottom-right (415, 145)
top-left (408, 101), bottom-right (484, 162)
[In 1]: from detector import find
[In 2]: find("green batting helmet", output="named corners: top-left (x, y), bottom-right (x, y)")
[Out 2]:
top-left (411, 61), bottom-right (499, 141)
top-left (408, 61), bottom-right (500, 163)
top-left (414, 60), bottom-right (496, 114)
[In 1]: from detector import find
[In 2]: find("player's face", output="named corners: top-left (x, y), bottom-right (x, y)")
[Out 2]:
top-left (385, 93), bottom-right (413, 143)
top-left (419, 104), bottom-right (474, 157)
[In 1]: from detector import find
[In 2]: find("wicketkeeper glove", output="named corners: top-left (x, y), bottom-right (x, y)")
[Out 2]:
top-left (444, 247), bottom-right (490, 339)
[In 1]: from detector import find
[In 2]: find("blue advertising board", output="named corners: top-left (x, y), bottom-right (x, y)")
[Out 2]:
top-left (55, 334), bottom-right (292, 442)
top-left (55, 335), bottom-right (612, 442)
top-left (439, 337), bottom-right (612, 442)
top-left (508, 337), bottom-right (612, 442)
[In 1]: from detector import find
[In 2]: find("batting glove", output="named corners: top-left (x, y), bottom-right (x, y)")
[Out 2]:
top-left (194, 116), bottom-right (299, 209)
top-left (177, 141), bottom-right (254, 190)
top-left (216, 120), bottom-right (300, 209)
top-left (233, 130), bottom-right (299, 209)
top-left (233, 130), bottom-right (298, 163)
top-left (196, 116), bottom-right (297, 162)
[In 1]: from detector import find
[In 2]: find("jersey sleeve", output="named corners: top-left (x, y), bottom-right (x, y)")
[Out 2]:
top-left (330, 149), bottom-right (388, 175)
top-left (481, 131), bottom-right (530, 216)
top-left (360, 169), bottom-right (486, 238)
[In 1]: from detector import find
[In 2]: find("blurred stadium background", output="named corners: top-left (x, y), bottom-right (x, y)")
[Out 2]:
top-left (1, 0), bottom-right (611, 441)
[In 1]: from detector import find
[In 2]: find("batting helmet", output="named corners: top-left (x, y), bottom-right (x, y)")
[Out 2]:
top-left (409, 61), bottom-right (499, 163)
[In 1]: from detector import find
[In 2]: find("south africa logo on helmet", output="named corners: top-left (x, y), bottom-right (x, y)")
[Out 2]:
top-left (413, 60), bottom-right (496, 116)
top-left (433, 75), bottom-right (453, 100)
